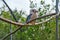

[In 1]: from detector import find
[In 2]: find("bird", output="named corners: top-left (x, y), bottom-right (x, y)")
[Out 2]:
top-left (26, 9), bottom-right (38, 25)
top-left (21, 9), bottom-right (38, 32)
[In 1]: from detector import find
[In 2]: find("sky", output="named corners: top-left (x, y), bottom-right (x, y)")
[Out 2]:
top-left (0, 0), bottom-right (60, 15)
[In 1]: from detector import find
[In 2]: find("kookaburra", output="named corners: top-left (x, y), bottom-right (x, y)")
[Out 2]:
top-left (26, 9), bottom-right (38, 25)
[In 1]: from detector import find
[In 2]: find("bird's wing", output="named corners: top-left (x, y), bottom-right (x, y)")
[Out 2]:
top-left (26, 14), bottom-right (32, 23)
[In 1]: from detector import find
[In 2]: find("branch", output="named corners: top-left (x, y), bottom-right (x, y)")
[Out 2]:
top-left (1, 13), bottom-right (59, 40)
top-left (2, 0), bottom-right (18, 22)
top-left (27, 13), bottom-right (58, 23)
top-left (1, 27), bottom-right (22, 40)
top-left (0, 13), bottom-right (60, 26)
top-left (1, 14), bottom-right (56, 40)
top-left (0, 17), bottom-right (24, 26)
top-left (35, 15), bottom-right (56, 25)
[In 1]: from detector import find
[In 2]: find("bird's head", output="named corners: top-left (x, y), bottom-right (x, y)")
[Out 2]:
top-left (30, 9), bottom-right (38, 14)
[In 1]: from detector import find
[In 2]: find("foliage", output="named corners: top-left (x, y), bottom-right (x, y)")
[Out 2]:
top-left (0, 0), bottom-right (60, 40)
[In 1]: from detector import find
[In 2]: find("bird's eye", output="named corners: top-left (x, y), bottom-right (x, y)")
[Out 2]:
top-left (32, 10), bottom-right (34, 12)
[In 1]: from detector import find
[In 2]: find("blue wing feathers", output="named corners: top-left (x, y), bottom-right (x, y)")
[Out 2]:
top-left (26, 14), bottom-right (32, 23)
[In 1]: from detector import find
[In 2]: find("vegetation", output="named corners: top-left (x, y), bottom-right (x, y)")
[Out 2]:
top-left (0, 0), bottom-right (60, 40)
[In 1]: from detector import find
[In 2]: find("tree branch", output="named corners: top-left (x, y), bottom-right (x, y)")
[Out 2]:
top-left (1, 13), bottom-right (60, 40)
top-left (0, 13), bottom-right (59, 26)
top-left (1, 14), bottom-right (57, 40)
top-left (1, 27), bottom-right (22, 40)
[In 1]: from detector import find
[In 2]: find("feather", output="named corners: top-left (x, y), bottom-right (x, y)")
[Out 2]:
top-left (26, 14), bottom-right (32, 23)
